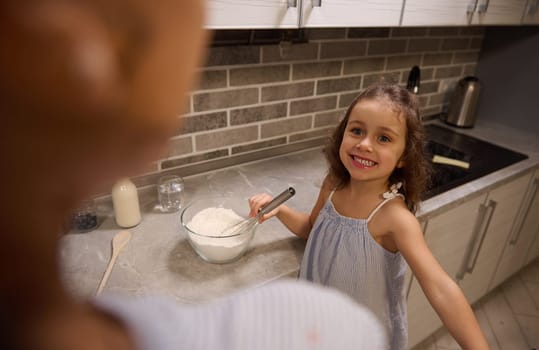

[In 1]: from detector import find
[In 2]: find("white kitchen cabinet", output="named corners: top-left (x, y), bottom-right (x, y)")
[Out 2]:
top-left (525, 226), bottom-right (539, 264)
top-left (401, 0), bottom-right (475, 26)
top-left (301, 0), bottom-right (403, 27)
top-left (470, 0), bottom-right (528, 25)
top-left (490, 169), bottom-right (539, 287)
top-left (206, 0), bottom-right (404, 29)
top-left (522, 0), bottom-right (539, 24)
top-left (206, 0), bottom-right (300, 29)
top-left (457, 172), bottom-right (531, 304)
top-left (524, 169), bottom-right (539, 264)
top-left (407, 193), bottom-right (487, 348)
top-left (206, 0), bottom-right (539, 29)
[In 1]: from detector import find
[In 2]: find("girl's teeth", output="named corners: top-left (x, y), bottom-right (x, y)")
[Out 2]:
top-left (354, 156), bottom-right (375, 166)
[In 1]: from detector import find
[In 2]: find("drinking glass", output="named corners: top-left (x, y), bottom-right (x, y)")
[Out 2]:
top-left (157, 175), bottom-right (184, 213)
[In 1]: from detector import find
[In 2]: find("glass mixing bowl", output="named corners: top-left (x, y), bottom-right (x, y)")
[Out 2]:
top-left (180, 196), bottom-right (257, 264)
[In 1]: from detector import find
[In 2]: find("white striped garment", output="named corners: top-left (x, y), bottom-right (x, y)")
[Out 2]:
top-left (299, 192), bottom-right (408, 350)
top-left (94, 280), bottom-right (387, 349)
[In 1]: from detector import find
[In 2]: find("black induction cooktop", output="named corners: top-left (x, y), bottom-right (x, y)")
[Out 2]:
top-left (424, 125), bottom-right (528, 199)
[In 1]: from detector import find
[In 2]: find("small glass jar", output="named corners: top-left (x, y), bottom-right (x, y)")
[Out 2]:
top-left (157, 175), bottom-right (184, 213)
top-left (70, 199), bottom-right (99, 233)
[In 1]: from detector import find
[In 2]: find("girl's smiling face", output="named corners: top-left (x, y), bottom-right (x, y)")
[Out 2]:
top-left (339, 98), bottom-right (407, 187)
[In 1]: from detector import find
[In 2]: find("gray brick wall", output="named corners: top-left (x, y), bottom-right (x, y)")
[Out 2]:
top-left (132, 26), bottom-right (484, 188)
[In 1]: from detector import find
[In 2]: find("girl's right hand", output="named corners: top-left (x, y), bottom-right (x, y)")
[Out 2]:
top-left (248, 193), bottom-right (281, 223)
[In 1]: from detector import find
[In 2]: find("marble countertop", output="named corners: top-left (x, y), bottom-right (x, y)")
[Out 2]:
top-left (59, 120), bottom-right (539, 302)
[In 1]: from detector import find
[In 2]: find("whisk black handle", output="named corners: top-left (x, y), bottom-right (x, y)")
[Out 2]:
top-left (258, 187), bottom-right (296, 217)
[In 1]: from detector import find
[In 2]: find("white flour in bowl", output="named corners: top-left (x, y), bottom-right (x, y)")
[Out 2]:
top-left (187, 207), bottom-right (251, 262)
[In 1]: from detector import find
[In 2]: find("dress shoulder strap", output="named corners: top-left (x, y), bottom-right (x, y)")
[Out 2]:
top-left (366, 182), bottom-right (404, 223)
top-left (328, 190), bottom-right (336, 200)
top-left (366, 195), bottom-right (404, 223)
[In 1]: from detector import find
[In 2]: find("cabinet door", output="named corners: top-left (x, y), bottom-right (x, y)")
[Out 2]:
top-left (401, 0), bottom-right (475, 26)
top-left (407, 193), bottom-right (487, 348)
top-left (206, 0), bottom-right (299, 29)
top-left (457, 173), bottom-right (531, 304)
top-left (525, 226), bottom-right (539, 264)
top-left (301, 0), bottom-right (403, 27)
top-left (525, 169), bottom-right (539, 263)
top-left (491, 170), bottom-right (538, 287)
top-left (522, 0), bottom-right (539, 24)
top-left (470, 0), bottom-right (528, 24)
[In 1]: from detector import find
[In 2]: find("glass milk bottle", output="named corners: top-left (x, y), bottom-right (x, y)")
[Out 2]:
top-left (112, 177), bottom-right (141, 228)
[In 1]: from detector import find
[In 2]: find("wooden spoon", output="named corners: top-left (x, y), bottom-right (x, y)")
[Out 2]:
top-left (96, 230), bottom-right (132, 295)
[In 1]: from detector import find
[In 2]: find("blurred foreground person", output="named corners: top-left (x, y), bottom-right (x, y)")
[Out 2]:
top-left (0, 1), bottom-right (386, 349)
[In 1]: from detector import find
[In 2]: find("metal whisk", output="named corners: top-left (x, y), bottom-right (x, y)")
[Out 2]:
top-left (221, 187), bottom-right (296, 236)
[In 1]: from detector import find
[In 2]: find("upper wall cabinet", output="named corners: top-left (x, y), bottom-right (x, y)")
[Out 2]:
top-left (380, 0), bottom-right (530, 26)
top-left (522, 0), bottom-right (539, 24)
top-left (401, 0), bottom-right (475, 26)
top-left (205, 0), bottom-right (537, 29)
top-left (301, 0), bottom-right (404, 27)
top-left (206, 0), bottom-right (300, 29)
top-left (470, 0), bottom-right (528, 25)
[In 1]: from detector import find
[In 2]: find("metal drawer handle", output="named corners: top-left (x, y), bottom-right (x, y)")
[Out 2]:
top-left (467, 199), bottom-right (496, 274)
top-left (456, 199), bottom-right (496, 280)
top-left (510, 178), bottom-right (539, 245)
top-left (312, 0), bottom-right (322, 7)
top-left (467, 0), bottom-right (478, 15)
top-left (527, 0), bottom-right (538, 15)
top-left (288, 0), bottom-right (297, 8)
top-left (457, 202), bottom-right (487, 280)
top-left (477, 0), bottom-right (490, 14)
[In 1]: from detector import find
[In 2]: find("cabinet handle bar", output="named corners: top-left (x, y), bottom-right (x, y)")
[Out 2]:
top-left (477, 0), bottom-right (490, 14)
top-left (526, 0), bottom-right (538, 16)
top-left (457, 202), bottom-right (487, 280)
top-left (467, 0), bottom-right (478, 14)
top-left (467, 199), bottom-right (497, 274)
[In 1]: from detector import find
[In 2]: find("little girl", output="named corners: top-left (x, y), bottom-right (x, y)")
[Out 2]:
top-left (248, 84), bottom-right (489, 349)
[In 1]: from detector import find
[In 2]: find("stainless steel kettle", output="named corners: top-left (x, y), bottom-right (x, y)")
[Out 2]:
top-left (445, 76), bottom-right (481, 128)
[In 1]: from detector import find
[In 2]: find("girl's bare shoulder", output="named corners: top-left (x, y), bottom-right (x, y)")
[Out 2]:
top-left (378, 198), bottom-right (421, 234)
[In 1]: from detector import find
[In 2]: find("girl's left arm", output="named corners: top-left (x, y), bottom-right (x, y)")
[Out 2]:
top-left (391, 210), bottom-right (490, 350)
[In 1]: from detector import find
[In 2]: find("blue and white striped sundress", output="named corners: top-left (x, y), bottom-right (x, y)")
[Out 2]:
top-left (299, 190), bottom-right (408, 350)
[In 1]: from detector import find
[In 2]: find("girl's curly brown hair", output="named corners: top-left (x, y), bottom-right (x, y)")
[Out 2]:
top-left (324, 83), bottom-right (432, 213)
